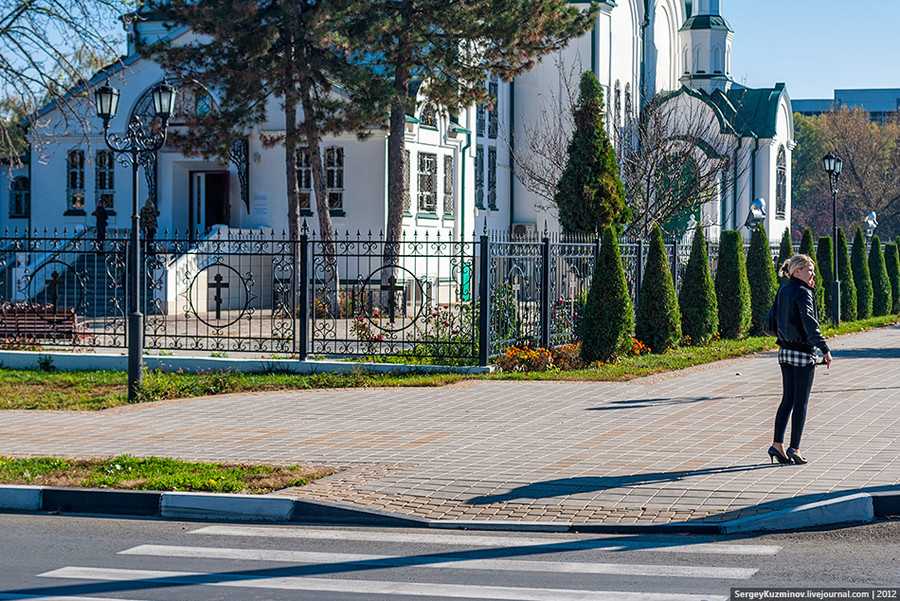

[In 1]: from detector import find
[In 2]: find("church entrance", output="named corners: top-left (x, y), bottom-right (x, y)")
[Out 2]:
top-left (189, 171), bottom-right (230, 238)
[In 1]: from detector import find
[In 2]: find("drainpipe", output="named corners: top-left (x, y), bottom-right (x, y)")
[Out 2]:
top-left (452, 122), bottom-right (472, 237)
top-left (508, 82), bottom-right (515, 225)
top-left (383, 136), bottom-right (389, 235)
top-left (591, 19), bottom-right (598, 76)
top-left (640, 0), bottom-right (650, 110)
top-left (751, 138), bottom-right (758, 207)
top-left (27, 138), bottom-right (33, 237)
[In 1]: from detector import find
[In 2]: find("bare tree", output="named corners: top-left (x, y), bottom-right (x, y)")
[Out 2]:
top-left (0, 0), bottom-right (126, 163)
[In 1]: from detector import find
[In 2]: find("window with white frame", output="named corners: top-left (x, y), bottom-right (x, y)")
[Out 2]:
top-left (487, 147), bottom-right (497, 210)
top-left (67, 149), bottom-right (85, 211)
top-left (776, 145), bottom-right (787, 218)
top-left (95, 150), bottom-right (115, 210)
top-left (443, 155), bottom-right (454, 216)
top-left (488, 79), bottom-right (498, 139)
top-left (417, 152), bottom-right (437, 213)
top-left (325, 146), bottom-right (344, 212)
top-left (403, 149), bottom-right (411, 212)
top-left (196, 90), bottom-right (212, 117)
top-left (9, 176), bottom-right (29, 218)
top-left (296, 148), bottom-right (312, 212)
top-left (476, 101), bottom-right (485, 137)
top-left (475, 146), bottom-right (484, 209)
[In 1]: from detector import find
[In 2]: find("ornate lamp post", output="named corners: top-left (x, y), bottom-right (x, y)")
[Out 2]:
top-left (864, 211), bottom-right (878, 251)
top-left (823, 151), bottom-right (843, 324)
top-left (94, 79), bottom-right (177, 401)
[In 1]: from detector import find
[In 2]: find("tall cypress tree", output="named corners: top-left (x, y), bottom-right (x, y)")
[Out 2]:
top-left (837, 227), bottom-right (857, 322)
top-left (555, 71), bottom-right (629, 234)
top-left (818, 236), bottom-right (835, 322)
top-left (850, 226), bottom-right (873, 319)
top-left (869, 235), bottom-right (892, 317)
top-left (635, 224), bottom-right (681, 352)
top-left (799, 228), bottom-right (825, 320)
top-left (679, 224), bottom-right (718, 345)
top-left (884, 243), bottom-right (900, 314)
top-left (776, 228), bottom-right (793, 286)
top-left (746, 224), bottom-right (777, 337)
top-left (580, 225), bottom-right (634, 363)
top-left (715, 230), bottom-right (751, 339)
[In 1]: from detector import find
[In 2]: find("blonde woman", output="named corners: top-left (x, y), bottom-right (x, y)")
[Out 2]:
top-left (768, 254), bottom-right (832, 465)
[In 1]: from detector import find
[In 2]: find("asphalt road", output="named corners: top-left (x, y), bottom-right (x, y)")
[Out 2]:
top-left (0, 514), bottom-right (898, 600)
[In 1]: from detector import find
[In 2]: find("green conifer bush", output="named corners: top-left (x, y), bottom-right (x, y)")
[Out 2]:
top-left (799, 228), bottom-right (825, 319)
top-left (817, 236), bottom-right (834, 322)
top-left (776, 228), bottom-right (793, 286)
top-left (678, 225), bottom-right (718, 345)
top-left (746, 224), bottom-right (777, 336)
top-left (837, 228), bottom-right (857, 322)
top-left (868, 235), bottom-right (892, 317)
top-left (850, 226), bottom-right (873, 319)
top-left (714, 230), bottom-right (751, 339)
top-left (580, 225), bottom-right (634, 362)
top-left (635, 224), bottom-right (682, 352)
top-left (884, 243), bottom-right (900, 314)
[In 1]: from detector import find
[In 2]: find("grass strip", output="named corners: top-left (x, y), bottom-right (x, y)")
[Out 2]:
top-left (0, 454), bottom-right (336, 494)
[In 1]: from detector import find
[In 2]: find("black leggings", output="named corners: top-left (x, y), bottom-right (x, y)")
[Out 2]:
top-left (774, 362), bottom-right (815, 449)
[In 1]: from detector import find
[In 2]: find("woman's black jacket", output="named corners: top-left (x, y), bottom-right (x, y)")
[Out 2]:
top-left (773, 277), bottom-right (830, 355)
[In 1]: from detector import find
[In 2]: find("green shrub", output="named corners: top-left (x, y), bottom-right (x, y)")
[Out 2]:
top-left (635, 224), bottom-right (681, 352)
top-left (580, 225), bottom-right (634, 362)
top-left (776, 227), bottom-right (793, 286)
top-left (799, 227), bottom-right (826, 320)
top-left (868, 235), bottom-right (892, 317)
top-left (714, 230), bottom-right (751, 339)
top-left (678, 224), bottom-right (718, 345)
top-left (837, 227), bottom-right (857, 322)
top-left (884, 243), bottom-right (900, 313)
top-left (818, 236), bottom-right (835, 322)
top-left (850, 226), bottom-right (873, 319)
top-left (746, 224), bottom-right (777, 336)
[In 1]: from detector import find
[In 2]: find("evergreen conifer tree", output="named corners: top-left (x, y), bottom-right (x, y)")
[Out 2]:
top-left (635, 224), bottom-right (681, 352)
top-left (818, 237), bottom-right (835, 322)
top-left (714, 230), bottom-right (751, 339)
top-left (678, 224), bottom-right (718, 345)
top-left (799, 228), bottom-right (825, 319)
top-left (837, 228), bottom-right (857, 322)
top-left (554, 71), bottom-right (629, 234)
top-left (776, 228), bottom-right (793, 286)
top-left (884, 243), bottom-right (900, 314)
top-left (868, 235), bottom-right (892, 317)
top-left (850, 226), bottom-right (873, 319)
top-left (746, 224), bottom-right (777, 336)
top-left (580, 226), bottom-right (634, 362)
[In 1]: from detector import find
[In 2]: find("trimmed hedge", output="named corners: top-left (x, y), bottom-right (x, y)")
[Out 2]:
top-left (868, 235), bottom-right (892, 317)
top-left (885, 243), bottom-right (900, 314)
top-left (837, 227), bottom-right (857, 322)
top-left (678, 224), bottom-right (718, 345)
top-left (799, 227), bottom-right (826, 320)
top-left (580, 225), bottom-right (634, 362)
top-left (715, 230), bottom-right (751, 339)
top-left (746, 224), bottom-right (777, 337)
top-left (818, 236), bottom-right (835, 322)
top-left (850, 226), bottom-right (873, 320)
top-left (635, 224), bottom-right (682, 352)
top-left (776, 227), bottom-right (793, 286)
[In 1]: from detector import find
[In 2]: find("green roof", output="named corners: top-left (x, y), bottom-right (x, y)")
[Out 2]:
top-left (720, 83), bottom-right (788, 139)
top-left (680, 15), bottom-right (732, 32)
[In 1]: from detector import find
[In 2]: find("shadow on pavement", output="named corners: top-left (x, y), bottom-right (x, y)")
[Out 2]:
top-left (831, 347), bottom-right (900, 359)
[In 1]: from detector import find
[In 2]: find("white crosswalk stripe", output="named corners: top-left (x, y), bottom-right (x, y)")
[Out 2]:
top-left (39, 567), bottom-right (729, 601)
top-left (191, 524), bottom-right (783, 555)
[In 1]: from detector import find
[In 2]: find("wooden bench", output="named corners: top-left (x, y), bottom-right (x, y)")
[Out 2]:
top-left (0, 303), bottom-right (84, 342)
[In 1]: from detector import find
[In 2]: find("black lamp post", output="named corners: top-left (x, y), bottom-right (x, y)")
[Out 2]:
top-left (823, 150), bottom-right (843, 324)
top-left (94, 79), bottom-right (177, 401)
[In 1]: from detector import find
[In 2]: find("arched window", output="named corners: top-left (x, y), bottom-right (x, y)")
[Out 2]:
top-left (9, 176), bottom-right (29, 218)
top-left (776, 146), bottom-right (787, 218)
top-left (420, 105), bottom-right (437, 128)
top-left (713, 46), bottom-right (724, 74)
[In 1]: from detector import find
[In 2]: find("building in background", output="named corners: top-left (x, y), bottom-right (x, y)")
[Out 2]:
top-left (794, 89), bottom-right (900, 124)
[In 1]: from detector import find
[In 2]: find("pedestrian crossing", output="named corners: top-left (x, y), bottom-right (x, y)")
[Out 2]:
top-left (9, 524), bottom-right (783, 601)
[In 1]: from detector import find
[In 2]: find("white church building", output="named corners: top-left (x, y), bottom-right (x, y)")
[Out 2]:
top-left (2, 0), bottom-right (793, 246)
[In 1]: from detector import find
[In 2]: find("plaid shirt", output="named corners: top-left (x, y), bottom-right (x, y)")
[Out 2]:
top-left (778, 347), bottom-right (817, 367)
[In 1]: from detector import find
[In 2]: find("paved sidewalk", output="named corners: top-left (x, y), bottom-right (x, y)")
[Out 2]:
top-left (2, 326), bottom-right (899, 526)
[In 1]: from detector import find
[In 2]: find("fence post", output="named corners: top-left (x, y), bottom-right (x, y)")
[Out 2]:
top-left (540, 234), bottom-right (551, 349)
top-left (298, 231), bottom-right (309, 361)
top-left (478, 234), bottom-right (491, 366)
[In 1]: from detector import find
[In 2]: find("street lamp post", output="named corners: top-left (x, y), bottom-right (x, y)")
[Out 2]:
top-left (823, 151), bottom-right (843, 325)
top-left (94, 79), bottom-right (177, 401)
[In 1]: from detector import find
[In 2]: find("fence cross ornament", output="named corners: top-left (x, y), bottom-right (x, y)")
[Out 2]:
top-left (208, 272), bottom-right (230, 320)
top-left (380, 274), bottom-right (404, 323)
top-left (48, 270), bottom-right (64, 308)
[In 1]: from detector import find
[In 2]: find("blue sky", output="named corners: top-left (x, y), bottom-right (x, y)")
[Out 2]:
top-left (724, 1), bottom-right (900, 99)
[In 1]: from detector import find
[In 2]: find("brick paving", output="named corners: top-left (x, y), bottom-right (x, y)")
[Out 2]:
top-left (1, 325), bottom-right (899, 525)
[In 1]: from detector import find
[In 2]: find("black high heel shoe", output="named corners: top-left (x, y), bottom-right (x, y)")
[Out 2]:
top-left (767, 446), bottom-right (791, 464)
top-left (786, 449), bottom-right (808, 465)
